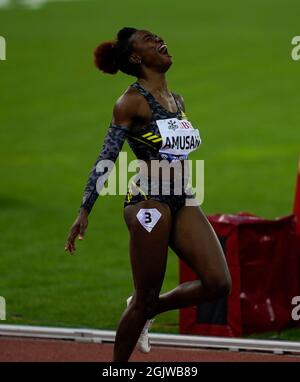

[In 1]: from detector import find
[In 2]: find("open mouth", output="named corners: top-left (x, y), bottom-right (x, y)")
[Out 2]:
top-left (158, 44), bottom-right (169, 55)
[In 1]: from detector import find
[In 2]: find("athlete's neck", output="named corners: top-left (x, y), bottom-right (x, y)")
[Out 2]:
top-left (137, 72), bottom-right (169, 95)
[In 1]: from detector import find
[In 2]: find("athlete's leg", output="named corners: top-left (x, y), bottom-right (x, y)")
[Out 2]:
top-left (113, 200), bottom-right (172, 362)
top-left (154, 205), bottom-right (232, 316)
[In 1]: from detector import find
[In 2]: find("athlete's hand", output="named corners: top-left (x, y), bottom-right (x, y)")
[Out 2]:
top-left (65, 208), bottom-right (89, 254)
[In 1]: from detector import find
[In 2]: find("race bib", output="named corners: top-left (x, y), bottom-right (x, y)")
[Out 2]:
top-left (136, 208), bottom-right (162, 232)
top-left (156, 118), bottom-right (201, 159)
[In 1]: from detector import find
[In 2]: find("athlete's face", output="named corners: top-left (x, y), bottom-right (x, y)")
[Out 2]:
top-left (130, 30), bottom-right (172, 73)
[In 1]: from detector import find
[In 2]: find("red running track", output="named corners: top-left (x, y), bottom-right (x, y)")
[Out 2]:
top-left (0, 337), bottom-right (300, 362)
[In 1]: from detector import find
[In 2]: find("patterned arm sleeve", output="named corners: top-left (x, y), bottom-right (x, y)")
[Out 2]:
top-left (80, 123), bottom-right (129, 214)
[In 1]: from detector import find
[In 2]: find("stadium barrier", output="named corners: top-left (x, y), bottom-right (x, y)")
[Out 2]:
top-left (1, 324), bottom-right (300, 354)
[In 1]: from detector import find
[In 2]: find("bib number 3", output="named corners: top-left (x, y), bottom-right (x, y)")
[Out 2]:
top-left (136, 208), bottom-right (162, 232)
top-left (144, 212), bottom-right (152, 224)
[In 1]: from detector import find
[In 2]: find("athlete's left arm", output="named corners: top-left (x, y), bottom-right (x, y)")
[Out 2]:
top-left (80, 123), bottom-right (129, 214)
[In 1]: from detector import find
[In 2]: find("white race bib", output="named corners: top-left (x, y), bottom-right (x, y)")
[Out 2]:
top-left (136, 208), bottom-right (162, 232)
top-left (156, 118), bottom-right (201, 159)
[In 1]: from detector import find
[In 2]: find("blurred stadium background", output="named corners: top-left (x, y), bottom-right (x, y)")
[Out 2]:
top-left (0, 0), bottom-right (299, 340)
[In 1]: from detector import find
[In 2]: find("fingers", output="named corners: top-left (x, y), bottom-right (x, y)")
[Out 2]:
top-left (65, 226), bottom-right (79, 254)
top-left (65, 217), bottom-right (88, 254)
top-left (64, 236), bottom-right (76, 254)
top-left (65, 242), bottom-right (75, 254)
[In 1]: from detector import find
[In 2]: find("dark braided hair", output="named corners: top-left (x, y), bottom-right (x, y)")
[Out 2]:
top-left (94, 27), bottom-right (139, 76)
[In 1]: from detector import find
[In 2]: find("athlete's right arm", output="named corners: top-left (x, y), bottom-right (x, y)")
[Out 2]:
top-left (64, 91), bottom-right (141, 254)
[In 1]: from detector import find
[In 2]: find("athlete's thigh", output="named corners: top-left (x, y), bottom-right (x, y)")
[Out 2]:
top-left (170, 205), bottom-right (229, 282)
top-left (124, 200), bottom-right (172, 290)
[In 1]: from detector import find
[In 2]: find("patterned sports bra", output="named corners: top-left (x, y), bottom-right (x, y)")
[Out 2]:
top-left (127, 82), bottom-right (201, 162)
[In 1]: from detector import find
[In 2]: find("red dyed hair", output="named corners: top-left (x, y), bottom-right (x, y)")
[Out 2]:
top-left (94, 28), bottom-right (138, 76)
top-left (94, 41), bottom-right (118, 74)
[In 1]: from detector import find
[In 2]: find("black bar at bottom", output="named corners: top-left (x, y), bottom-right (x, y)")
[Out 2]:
top-left (0, 362), bottom-right (299, 379)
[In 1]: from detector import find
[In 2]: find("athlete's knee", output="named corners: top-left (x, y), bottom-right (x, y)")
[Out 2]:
top-left (132, 288), bottom-right (160, 319)
top-left (203, 271), bottom-right (232, 298)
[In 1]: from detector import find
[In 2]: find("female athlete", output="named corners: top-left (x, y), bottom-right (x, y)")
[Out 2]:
top-left (65, 27), bottom-right (232, 362)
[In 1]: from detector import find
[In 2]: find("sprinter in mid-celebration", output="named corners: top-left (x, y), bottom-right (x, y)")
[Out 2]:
top-left (65, 27), bottom-right (231, 362)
